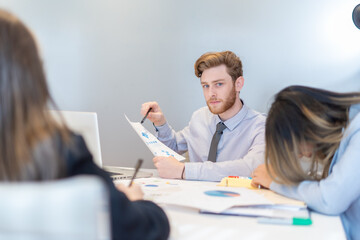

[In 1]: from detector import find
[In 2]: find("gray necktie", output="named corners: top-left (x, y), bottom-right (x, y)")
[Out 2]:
top-left (208, 122), bottom-right (227, 162)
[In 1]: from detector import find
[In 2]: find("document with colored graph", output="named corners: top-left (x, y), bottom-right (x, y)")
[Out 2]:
top-left (125, 115), bottom-right (186, 161)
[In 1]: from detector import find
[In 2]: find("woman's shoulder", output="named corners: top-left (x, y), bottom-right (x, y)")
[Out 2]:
top-left (52, 131), bottom-right (93, 169)
top-left (62, 131), bottom-right (91, 157)
top-left (349, 103), bottom-right (360, 121)
top-left (339, 107), bottom-right (360, 153)
top-left (32, 130), bottom-right (88, 159)
top-left (67, 132), bottom-right (89, 150)
top-left (345, 106), bottom-right (360, 136)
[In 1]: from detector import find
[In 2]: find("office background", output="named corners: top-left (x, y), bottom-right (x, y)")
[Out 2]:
top-left (1, 0), bottom-right (359, 168)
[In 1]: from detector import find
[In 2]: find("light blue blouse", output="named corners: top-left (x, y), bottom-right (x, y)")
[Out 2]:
top-left (155, 102), bottom-right (266, 181)
top-left (271, 104), bottom-right (360, 240)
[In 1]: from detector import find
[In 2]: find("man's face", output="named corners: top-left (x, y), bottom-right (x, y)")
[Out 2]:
top-left (200, 64), bottom-right (238, 115)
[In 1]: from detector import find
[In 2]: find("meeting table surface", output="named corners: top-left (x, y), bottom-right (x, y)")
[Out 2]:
top-left (116, 168), bottom-right (346, 240)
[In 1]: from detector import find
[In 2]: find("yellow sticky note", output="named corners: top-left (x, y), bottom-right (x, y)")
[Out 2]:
top-left (218, 178), bottom-right (228, 187)
top-left (217, 177), bottom-right (256, 189)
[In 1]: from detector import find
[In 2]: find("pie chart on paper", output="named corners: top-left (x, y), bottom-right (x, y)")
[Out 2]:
top-left (204, 190), bottom-right (240, 197)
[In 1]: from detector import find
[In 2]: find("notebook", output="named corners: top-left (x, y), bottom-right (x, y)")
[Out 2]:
top-left (50, 110), bottom-right (152, 180)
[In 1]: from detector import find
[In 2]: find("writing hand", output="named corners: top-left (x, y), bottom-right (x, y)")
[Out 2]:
top-left (141, 101), bottom-right (166, 126)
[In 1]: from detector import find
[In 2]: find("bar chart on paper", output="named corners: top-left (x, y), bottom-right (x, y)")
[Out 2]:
top-left (125, 115), bottom-right (185, 161)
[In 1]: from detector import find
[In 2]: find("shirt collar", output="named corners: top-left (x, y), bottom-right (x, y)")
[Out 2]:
top-left (214, 99), bottom-right (249, 131)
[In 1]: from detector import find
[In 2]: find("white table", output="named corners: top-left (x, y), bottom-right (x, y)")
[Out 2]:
top-left (164, 205), bottom-right (345, 240)
top-left (134, 169), bottom-right (347, 240)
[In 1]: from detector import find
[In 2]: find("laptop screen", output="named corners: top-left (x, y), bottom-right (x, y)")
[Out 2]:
top-left (50, 110), bottom-right (153, 180)
top-left (50, 111), bottom-right (103, 167)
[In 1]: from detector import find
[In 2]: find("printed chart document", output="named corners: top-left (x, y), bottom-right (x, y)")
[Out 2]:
top-left (125, 115), bottom-right (185, 161)
top-left (116, 177), bottom-right (308, 218)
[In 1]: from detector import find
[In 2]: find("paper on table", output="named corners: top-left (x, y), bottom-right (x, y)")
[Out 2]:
top-left (155, 185), bottom-right (272, 213)
top-left (207, 204), bottom-right (310, 219)
top-left (117, 177), bottom-right (272, 213)
top-left (125, 115), bottom-right (185, 161)
top-left (117, 177), bottom-right (308, 216)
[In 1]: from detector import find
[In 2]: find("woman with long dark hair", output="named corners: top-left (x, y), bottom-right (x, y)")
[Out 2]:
top-left (0, 9), bottom-right (169, 240)
top-left (252, 85), bottom-right (360, 240)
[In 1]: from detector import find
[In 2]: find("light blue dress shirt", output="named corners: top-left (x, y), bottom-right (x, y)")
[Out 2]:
top-left (155, 102), bottom-right (266, 181)
top-left (271, 103), bottom-right (360, 240)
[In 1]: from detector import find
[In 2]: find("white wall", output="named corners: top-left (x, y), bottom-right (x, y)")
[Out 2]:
top-left (1, 0), bottom-right (360, 168)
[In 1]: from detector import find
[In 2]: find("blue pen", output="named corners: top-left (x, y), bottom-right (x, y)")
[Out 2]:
top-left (257, 217), bottom-right (312, 226)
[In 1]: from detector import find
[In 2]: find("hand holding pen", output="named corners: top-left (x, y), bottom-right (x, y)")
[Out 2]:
top-left (116, 183), bottom-right (144, 201)
top-left (140, 102), bottom-right (166, 126)
top-left (128, 159), bottom-right (143, 187)
top-left (116, 159), bottom-right (144, 201)
top-left (141, 108), bottom-right (152, 124)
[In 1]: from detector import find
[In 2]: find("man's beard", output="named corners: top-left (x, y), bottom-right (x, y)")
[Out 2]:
top-left (207, 86), bottom-right (237, 115)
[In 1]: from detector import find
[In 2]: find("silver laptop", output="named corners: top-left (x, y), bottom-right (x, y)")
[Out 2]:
top-left (51, 110), bottom-right (152, 180)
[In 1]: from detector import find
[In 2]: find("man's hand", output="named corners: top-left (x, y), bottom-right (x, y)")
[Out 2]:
top-left (153, 156), bottom-right (185, 179)
top-left (141, 101), bottom-right (166, 126)
top-left (251, 164), bottom-right (273, 189)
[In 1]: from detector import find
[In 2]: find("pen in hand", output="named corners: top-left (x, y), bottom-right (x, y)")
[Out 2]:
top-left (140, 107), bottom-right (152, 124)
top-left (128, 159), bottom-right (143, 187)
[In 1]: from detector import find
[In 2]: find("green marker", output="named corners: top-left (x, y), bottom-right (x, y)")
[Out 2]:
top-left (257, 217), bottom-right (312, 226)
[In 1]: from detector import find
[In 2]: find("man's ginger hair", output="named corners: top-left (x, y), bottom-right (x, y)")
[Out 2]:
top-left (194, 51), bottom-right (243, 81)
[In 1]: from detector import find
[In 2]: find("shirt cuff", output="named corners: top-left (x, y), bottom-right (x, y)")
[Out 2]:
top-left (270, 181), bottom-right (301, 201)
top-left (184, 162), bottom-right (202, 180)
top-left (155, 122), bottom-right (173, 140)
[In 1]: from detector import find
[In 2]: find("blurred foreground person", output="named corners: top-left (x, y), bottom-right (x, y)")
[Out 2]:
top-left (0, 9), bottom-right (169, 240)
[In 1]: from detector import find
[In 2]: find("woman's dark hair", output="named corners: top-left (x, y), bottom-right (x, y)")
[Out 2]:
top-left (0, 9), bottom-right (69, 181)
top-left (265, 85), bottom-right (360, 185)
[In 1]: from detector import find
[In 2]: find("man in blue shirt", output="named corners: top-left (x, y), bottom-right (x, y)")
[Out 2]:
top-left (141, 51), bottom-right (266, 181)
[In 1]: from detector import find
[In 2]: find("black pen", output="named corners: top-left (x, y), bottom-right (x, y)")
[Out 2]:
top-left (140, 107), bottom-right (152, 124)
top-left (128, 159), bottom-right (143, 187)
